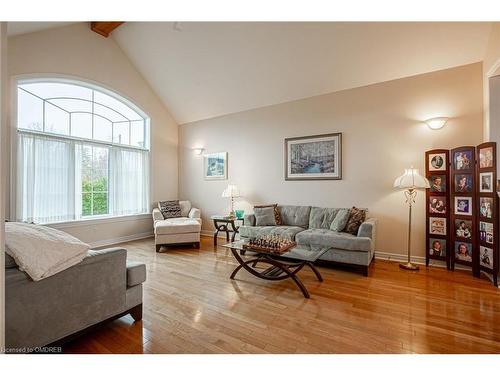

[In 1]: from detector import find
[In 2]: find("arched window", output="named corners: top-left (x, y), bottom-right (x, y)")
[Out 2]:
top-left (16, 79), bottom-right (150, 224)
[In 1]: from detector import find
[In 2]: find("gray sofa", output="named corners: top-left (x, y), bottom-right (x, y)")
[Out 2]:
top-left (5, 247), bottom-right (146, 350)
top-left (240, 205), bottom-right (377, 275)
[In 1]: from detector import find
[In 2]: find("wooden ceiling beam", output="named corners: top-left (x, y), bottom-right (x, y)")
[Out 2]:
top-left (90, 22), bottom-right (124, 37)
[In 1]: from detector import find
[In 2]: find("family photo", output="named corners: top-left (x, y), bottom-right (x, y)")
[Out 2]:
top-left (480, 172), bottom-right (494, 193)
top-left (429, 153), bottom-right (446, 171)
top-left (429, 238), bottom-right (446, 257)
top-left (480, 197), bottom-right (494, 219)
top-left (455, 219), bottom-right (472, 239)
top-left (430, 175), bottom-right (446, 192)
top-left (455, 242), bottom-right (473, 262)
top-left (429, 196), bottom-right (446, 214)
top-left (430, 217), bottom-right (446, 235)
top-left (479, 146), bottom-right (494, 169)
top-left (454, 174), bottom-right (473, 193)
top-left (454, 150), bottom-right (473, 170)
top-left (454, 197), bottom-right (472, 215)
top-left (480, 221), bottom-right (494, 244)
top-left (480, 246), bottom-right (494, 269)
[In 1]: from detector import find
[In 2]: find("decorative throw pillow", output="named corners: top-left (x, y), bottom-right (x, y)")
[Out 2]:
top-left (254, 206), bottom-right (278, 226)
top-left (343, 207), bottom-right (366, 235)
top-left (254, 204), bottom-right (282, 225)
top-left (158, 200), bottom-right (182, 219)
top-left (330, 208), bottom-right (350, 232)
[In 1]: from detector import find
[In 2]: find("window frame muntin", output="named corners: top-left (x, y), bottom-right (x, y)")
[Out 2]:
top-left (17, 82), bottom-right (149, 150)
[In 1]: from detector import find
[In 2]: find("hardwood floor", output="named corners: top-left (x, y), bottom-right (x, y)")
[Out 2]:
top-left (64, 236), bottom-right (500, 354)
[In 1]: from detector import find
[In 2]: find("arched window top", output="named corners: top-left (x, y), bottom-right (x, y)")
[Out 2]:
top-left (17, 79), bottom-right (150, 150)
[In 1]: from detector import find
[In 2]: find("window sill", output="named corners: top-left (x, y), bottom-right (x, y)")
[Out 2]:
top-left (46, 213), bottom-right (152, 229)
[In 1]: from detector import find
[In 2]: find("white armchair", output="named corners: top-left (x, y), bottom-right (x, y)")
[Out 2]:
top-left (152, 200), bottom-right (202, 252)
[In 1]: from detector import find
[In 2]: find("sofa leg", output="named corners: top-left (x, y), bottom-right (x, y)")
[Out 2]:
top-left (130, 304), bottom-right (143, 321)
top-left (194, 242), bottom-right (200, 249)
top-left (155, 244), bottom-right (162, 253)
top-left (363, 266), bottom-right (369, 277)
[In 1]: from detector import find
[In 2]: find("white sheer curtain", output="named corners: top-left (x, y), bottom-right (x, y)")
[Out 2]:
top-left (16, 132), bottom-right (79, 224)
top-left (109, 147), bottom-right (149, 216)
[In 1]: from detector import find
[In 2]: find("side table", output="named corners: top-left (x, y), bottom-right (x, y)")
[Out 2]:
top-left (211, 215), bottom-right (244, 245)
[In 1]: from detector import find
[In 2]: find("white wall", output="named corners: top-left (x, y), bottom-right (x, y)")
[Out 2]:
top-left (179, 63), bottom-right (484, 258)
top-left (6, 23), bottom-right (179, 244)
top-left (0, 22), bottom-right (7, 352)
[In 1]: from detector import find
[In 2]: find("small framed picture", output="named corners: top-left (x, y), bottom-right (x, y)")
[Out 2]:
top-left (480, 172), bottom-right (494, 193)
top-left (429, 238), bottom-right (446, 257)
top-left (480, 221), bottom-right (494, 244)
top-left (429, 217), bottom-right (446, 235)
top-left (454, 197), bottom-right (472, 216)
top-left (453, 150), bottom-right (473, 171)
top-left (479, 147), bottom-right (494, 169)
top-left (455, 219), bottom-right (472, 240)
top-left (429, 196), bottom-right (446, 214)
top-left (480, 246), bottom-right (494, 269)
top-left (429, 175), bottom-right (446, 193)
top-left (455, 241), bottom-right (473, 262)
top-left (454, 174), bottom-right (473, 193)
top-left (429, 153), bottom-right (446, 171)
top-left (203, 152), bottom-right (228, 180)
top-left (479, 197), bottom-right (494, 219)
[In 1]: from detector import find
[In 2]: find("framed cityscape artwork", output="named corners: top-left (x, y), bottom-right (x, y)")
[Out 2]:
top-left (284, 133), bottom-right (342, 180)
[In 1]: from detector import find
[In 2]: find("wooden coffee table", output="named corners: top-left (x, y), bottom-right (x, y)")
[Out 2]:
top-left (222, 240), bottom-right (329, 298)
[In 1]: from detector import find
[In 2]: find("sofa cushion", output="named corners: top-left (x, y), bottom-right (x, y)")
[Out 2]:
top-left (126, 261), bottom-right (146, 287)
top-left (296, 229), bottom-right (372, 252)
top-left (179, 200), bottom-right (192, 217)
top-left (254, 204), bottom-right (282, 225)
top-left (343, 207), bottom-right (367, 235)
top-left (330, 208), bottom-right (350, 232)
top-left (155, 218), bottom-right (201, 235)
top-left (309, 207), bottom-right (340, 229)
top-left (254, 206), bottom-right (277, 226)
top-left (158, 200), bottom-right (182, 219)
top-left (239, 225), bottom-right (305, 241)
top-left (278, 205), bottom-right (311, 228)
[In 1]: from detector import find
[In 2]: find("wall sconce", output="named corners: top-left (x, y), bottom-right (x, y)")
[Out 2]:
top-left (425, 117), bottom-right (449, 130)
top-left (192, 147), bottom-right (205, 155)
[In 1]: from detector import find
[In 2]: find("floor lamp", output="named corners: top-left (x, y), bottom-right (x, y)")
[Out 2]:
top-left (393, 167), bottom-right (430, 270)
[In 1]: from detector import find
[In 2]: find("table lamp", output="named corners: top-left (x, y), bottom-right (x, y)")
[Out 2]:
top-left (393, 167), bottom-right (430, 270)
top-left (222, 184), bottom-right (240, 218)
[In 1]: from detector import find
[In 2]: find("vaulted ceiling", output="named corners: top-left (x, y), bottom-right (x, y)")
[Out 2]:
top-left (8, 22), bottom-right (494, 124)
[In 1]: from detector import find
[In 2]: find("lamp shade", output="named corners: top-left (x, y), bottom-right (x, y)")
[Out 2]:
top-left (393, 167), bottom-right (430, 190)
top-left (222, 184), bottom-right (240, 198)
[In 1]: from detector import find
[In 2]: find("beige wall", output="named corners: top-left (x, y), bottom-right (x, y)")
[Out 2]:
top-left (6, 23), bottom-right (179, 245)
top-left (179, 63), bottom-right (484, 259)
top-left (0, 22), bottom-right (7, 351)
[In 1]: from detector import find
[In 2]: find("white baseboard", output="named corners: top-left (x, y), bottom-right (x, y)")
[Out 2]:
top-left (89, 231), bottom-right (154, 249)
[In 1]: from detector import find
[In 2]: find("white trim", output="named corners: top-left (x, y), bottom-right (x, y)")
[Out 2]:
top-left (47, 213), bottom-right (152, 229)
top-left (89, 231), bottom-right (154, 249)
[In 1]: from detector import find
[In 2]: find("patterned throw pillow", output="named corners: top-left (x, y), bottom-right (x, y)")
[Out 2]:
top-left (343, 207), bottom-right (366, 235)
top-left (158, 200), bottom-right (182, 219)
top-left (254, 204), bottom-right (282, 225)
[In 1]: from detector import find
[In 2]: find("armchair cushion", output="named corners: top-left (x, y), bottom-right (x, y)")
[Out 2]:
top-left (179, 200), bottom-right (192, 217)
top-left (188, 207), bottom-right (201, 219)
top-left (155, 218), bottom-right (201, 235)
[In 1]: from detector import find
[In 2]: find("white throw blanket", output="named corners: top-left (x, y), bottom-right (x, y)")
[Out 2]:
top-left (5, 222), bottom-right (90, 281)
